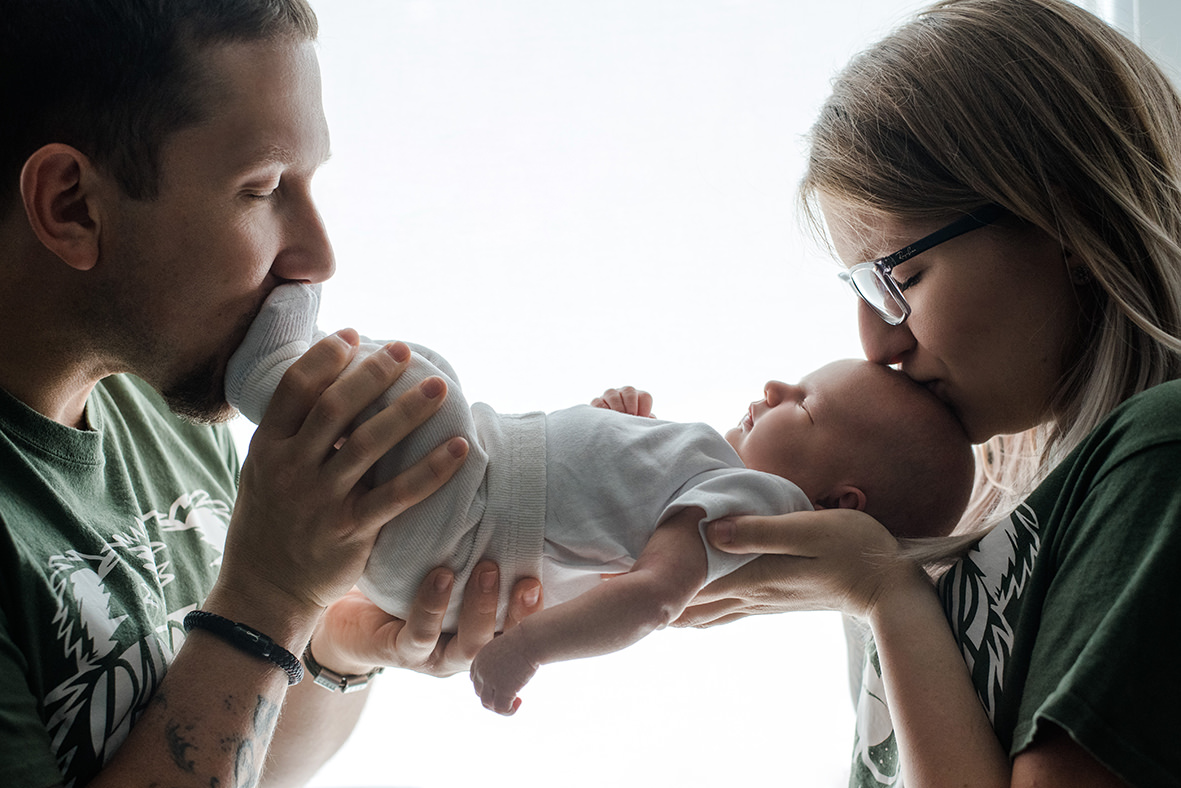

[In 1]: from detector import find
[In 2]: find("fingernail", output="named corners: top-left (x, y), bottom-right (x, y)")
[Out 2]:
top-left (421, 377), bottom-right (445, 399)
top-left (522, 585), bottom-right (540, 608)
top-left (334, 328), bottom-right (359, 347)
top-left (385, 341), bottom-right (410, 363)
top-left (434, 570), bottom-right (453, 593)
top-left (710, 519), bottom-right (735, 545)
top-left (448, 437), bottom-right (469, 458)
top-left (479, 569), bottom-right (497, 592)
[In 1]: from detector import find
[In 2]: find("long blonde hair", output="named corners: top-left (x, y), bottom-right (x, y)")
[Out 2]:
top-left (801, 0), bottom-right (1181, 542)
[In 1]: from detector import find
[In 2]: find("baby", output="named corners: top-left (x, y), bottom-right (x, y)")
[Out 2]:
top-left (225, 283), bottom-right (973, 714)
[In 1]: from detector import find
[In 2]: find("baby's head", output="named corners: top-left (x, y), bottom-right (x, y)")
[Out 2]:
top-left (725, 359), bottom-right (974, 538)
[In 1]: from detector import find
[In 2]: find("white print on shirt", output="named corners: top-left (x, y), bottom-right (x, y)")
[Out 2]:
top-left (42, 491), bottom-right (230, 787)
top-left (940, 504), bottom-right (1041, 721)
top-left (851, 642), bottom-right (901, 787)
top-left (849, 505), bottom-right (1041, 788)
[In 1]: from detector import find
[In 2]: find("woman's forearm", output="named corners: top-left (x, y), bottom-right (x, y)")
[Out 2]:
top-left (870, 565), bottom-right (1012, 787)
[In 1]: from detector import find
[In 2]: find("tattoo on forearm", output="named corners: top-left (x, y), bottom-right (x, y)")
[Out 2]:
top-left (253, 694), bottom-right (279, 737)
top-left (234, 737), bottom-right (259, 788)
top-left (227, 695), bottom-right (281, 788)
top-left (165, 720), bottom-right (198, 773)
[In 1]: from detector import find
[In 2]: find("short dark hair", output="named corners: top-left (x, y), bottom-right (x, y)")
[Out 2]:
top-left (0, 0), bottom-right (318, 215)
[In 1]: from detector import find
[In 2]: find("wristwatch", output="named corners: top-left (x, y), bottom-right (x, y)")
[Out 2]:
top-left (302, 644), bottom-right (384, 694)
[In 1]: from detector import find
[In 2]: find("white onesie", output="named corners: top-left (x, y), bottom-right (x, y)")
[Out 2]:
top-left (225, 283), bottom-right (811, 629)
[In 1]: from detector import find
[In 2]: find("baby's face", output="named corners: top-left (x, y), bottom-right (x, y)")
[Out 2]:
top-left (724, 360), bottom-right (945, 501)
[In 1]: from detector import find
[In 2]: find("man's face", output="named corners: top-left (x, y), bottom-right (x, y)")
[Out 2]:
top-left (96, 37), bottom-right (334, 422)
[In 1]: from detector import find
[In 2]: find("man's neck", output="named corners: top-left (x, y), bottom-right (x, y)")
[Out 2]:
top-left (0, 243), bottom-right (106, 428)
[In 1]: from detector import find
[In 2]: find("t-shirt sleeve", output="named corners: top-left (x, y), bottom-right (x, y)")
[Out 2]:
top-left (1013, 439), bottom-right (1181, 785)
top-left (0, 603), bottom-right (65, 788)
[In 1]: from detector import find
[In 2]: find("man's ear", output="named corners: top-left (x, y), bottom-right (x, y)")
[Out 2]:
top-left (20, 143), bottom-right (104, 271)
top-left (814, 485), bottom-right (867, 512)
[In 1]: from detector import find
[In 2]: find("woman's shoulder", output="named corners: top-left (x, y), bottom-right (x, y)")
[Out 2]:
top-left (1087, 378), bottom-right (1181, 450)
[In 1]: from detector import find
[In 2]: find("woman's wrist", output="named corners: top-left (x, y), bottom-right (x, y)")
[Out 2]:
top-left (865, 558), bottom-right (938, 631)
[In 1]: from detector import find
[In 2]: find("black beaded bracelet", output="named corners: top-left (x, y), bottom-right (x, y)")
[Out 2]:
top-left (183, 610), bottom-right (304, 685)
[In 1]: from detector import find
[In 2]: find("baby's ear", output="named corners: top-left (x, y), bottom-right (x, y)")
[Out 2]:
top-left (815, 485), bottom-right (866, 512)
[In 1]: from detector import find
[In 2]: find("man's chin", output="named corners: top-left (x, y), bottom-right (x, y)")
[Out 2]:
top-left (161, 363), bottom-right (237, 425)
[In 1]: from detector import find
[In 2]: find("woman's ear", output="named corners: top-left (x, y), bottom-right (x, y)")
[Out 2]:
top-left (19, 143), bottom-right (105, 271)
top-left (814, 485), bottom-right (867, 512)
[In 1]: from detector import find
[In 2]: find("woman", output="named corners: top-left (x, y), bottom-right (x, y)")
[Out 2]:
top-left (679, 0), bottom-right (1181, 785)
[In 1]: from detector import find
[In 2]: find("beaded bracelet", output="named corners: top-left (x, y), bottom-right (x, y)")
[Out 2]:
top-left (183, 610), bottom-right (304, 685)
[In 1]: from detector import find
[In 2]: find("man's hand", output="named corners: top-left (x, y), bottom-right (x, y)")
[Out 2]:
top-left (591, 386), bottom-right (654, 417)
top-left (312, 562), bottom-right (544, 679)
top-left (212, 333), bottom-right (467, 631)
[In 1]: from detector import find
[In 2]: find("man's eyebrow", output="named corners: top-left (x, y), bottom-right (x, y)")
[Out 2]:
top-left (240, 144), bottom-right (334, 170)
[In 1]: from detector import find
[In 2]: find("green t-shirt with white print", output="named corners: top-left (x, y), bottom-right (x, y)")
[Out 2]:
top-left (0, 375), bottom-right (238, 788)
top-left (850, 379), bottom-right (1181, 788)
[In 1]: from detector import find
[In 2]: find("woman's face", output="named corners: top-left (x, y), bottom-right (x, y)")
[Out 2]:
top-left (821, 198), bottom-right (1085, 443)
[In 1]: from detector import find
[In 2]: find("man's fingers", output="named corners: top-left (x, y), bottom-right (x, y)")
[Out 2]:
top-left (394, 567), bottom-right (455, 665)
top-left (357, 437), bottom-right (468, 526)
top-left (330, 371), bottom-right (453, 485)
top-left (450, 562), bottom-right (501, 663)
top-left (258, 330), bottom-right (360, 437)
top-left (304, 342), bottom-right (420, 465)
top-left (504, 577), bottom-right (543, 632)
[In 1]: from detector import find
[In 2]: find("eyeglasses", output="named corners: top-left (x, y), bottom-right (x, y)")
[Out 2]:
top-left (837, 203), bottom-right (1007, 325)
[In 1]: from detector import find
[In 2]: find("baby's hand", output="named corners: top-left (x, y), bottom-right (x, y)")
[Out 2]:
top-left (591, 386), bottom-right (654, 418)
top-left (470, 633), bottom-right (538, 715)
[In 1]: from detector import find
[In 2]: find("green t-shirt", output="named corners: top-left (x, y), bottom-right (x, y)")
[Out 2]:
top-left (0, 375), bottom-right (238, 788)
top-left (849, 379), bottom-right (1181, 787)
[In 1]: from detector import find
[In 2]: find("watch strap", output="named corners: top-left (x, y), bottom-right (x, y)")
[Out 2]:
top-left (303, 644), bottom-right (384, 694)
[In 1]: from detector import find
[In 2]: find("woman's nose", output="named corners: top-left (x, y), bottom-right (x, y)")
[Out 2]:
top-left (858, 300), bottom-right (915, 365)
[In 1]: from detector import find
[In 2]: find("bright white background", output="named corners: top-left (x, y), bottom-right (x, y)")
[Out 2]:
top-left (225, 2), bottom-right (1142, 786)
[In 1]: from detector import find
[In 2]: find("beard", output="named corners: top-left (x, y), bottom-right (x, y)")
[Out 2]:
top-left (160, 353), bottom-right (237, 425)
top-left (158, 299), bottom-right (263, 425)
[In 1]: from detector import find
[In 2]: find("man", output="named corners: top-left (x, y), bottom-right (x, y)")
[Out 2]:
top-left (0, 2), bottom-right (540, 786)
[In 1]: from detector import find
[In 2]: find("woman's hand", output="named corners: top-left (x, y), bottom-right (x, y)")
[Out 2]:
top-left (675, 508), bottom-right (920, 627)
top-left (311, 562), bottom-right (544, 679)
top-left (591, 386), bottom-right (654, 417)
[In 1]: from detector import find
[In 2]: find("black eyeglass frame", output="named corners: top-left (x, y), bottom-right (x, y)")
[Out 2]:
top-left (837, 203), bottom-right (1008, 326)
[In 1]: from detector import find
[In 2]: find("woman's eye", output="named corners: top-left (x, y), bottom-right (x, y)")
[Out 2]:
top-left (893, 271), bottom-right (922, 292)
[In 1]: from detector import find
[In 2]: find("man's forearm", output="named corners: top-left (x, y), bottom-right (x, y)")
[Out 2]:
top-left (84, 629), bottom-right (305, 788)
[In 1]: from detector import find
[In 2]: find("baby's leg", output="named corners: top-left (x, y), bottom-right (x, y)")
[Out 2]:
top-left (225, 282), bottom-right (324, 424)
